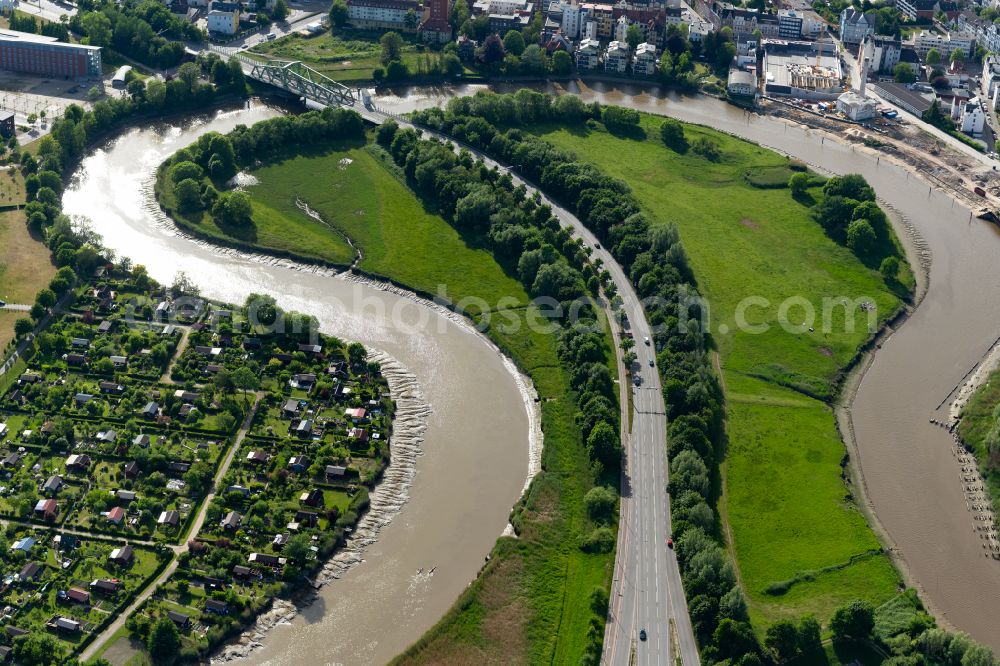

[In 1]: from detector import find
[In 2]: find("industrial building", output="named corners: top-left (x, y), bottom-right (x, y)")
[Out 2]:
top-left (0, 29), bottom-right (101, 79)
top-left (761, 40), bottom-right (843, 99)
top-left (726, 68), bottom-right (757, 97)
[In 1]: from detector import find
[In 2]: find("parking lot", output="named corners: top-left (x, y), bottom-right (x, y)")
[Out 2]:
top-left (0, 71), bottom-right (95, 139)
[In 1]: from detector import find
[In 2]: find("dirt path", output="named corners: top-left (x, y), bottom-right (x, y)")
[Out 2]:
top-left (159, 326), bottom-right (191, 385)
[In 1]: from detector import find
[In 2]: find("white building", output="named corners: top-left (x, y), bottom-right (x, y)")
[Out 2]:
top-left (800, 13), bottom-right (824, 39)
top-left (836, 91), bottom-right (877, 120)
top-left (576, 37), bottom-right (601, 70)
top-left (727, 68), bottom-right (757, 97)
top-left (604, 40), bottom-right (629, 73)
top-left (472, 0), bottom-right (530, 13)
top-left (633, 42), bottom-right (657, 76)
top-left (614, 14), bottom-right (629, 42)
top-left (910, 30), bottom-right (974, 59)
top-left (736, 40), bottom-right (757, 68)
top-left (687, 20), bottom-right (711, 42)
top-left (982, 55), bottom-right (1000, 109)
top-left (207, 9), bottom-right (239, 35)
top-left (347, 0), bottom-right (420, 30)
top-left (559, 0), bottom-right (587, 39)
top-left (960, 97), bottom-right (986, 134)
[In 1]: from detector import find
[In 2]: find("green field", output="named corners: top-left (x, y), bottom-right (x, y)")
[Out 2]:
top-left (958, 368), bottom-right (1000, 512)
top-left (530, 115), bottom-right (909, 628)
top-left (158, 134), bottom-right (618, 664)
top-left (251, 31), bottom-right (431, 84)
top-left (161, 141), bottom-right (528, 312)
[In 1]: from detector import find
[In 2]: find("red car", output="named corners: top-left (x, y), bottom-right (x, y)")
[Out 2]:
top-left (667, 538), bottom-right (674, 549)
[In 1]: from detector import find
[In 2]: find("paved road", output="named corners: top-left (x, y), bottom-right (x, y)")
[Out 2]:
top-left (366, 111), bottom-right (700, 665)
top-left (840, 43), bottom-right (1000, 161)
top-left (14, 0), bottom-right (76, 24)
top-left (533, 177), bottom-right (699, 666)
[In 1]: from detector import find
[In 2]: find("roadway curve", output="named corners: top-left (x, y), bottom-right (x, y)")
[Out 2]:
top-left (363, 109), bottom-right (701, 666)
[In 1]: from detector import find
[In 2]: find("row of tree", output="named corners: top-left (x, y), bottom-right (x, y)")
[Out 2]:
top-left (8, 10), bottom-right (71, 42)
top-left (160, 107), bottom-right (365, 225)
top-left (372, 114), bottom-right (624, 663)
top-left (408, 91), bottom-right (748, 662)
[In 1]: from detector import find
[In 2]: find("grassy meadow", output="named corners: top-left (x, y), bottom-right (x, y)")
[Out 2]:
top-left (531, 114), bottom-right (909, 629)
top-left (251, 31), bottom-right (432, 84)
top-left (958, 368), bottom-right (1000, 511)
top-left (0, 189), bottom-right (52, 351)
top-left (159, 135), bottom-right (619, 664)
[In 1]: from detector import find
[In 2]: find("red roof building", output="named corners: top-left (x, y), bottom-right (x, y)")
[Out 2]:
top-left (420, 0), bottom-right (452, 42)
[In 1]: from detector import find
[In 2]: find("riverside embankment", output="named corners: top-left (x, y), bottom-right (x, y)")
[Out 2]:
top-left (61, 101), bottom-right (538, 665)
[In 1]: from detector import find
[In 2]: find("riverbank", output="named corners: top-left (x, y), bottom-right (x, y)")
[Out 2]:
top-left (63, 103), bottom-right (535, 665)
top-left (212, 348), bottom-right (433, 663)
top-left (514, 110), bottom-right (910, 629)
top-left (145, 160), bottom-right (545, 664)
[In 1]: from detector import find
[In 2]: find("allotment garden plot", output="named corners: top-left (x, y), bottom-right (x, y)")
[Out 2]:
top-left (0, 263), bottom-right (394, 659)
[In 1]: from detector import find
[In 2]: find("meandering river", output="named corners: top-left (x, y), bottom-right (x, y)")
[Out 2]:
top-left (374, 81), bottom-right (1000, 647)
top-left (62, 102), bottom-right (535, 665)
top-left (64, 84), bottom-right (1000, 661)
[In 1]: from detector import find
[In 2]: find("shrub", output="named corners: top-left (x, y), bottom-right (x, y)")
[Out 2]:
top-left (691, 137), bottom-right (721, 161)
top-left (846, 218), bottom-right (876, 254)
top-left (580, 526), bottom-right (615, 553)
top-left (660, 118), bottom-right (688, 153)
top-left (830, 599), bottom-right (876, 639)
top-left (583, 486), bottom-right (617, 522)
top-left (602, 106), bottom-right (640, 130)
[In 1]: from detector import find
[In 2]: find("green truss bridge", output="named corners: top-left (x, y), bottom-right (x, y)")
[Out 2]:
top-left (247, 59), bottom-right (356, 107)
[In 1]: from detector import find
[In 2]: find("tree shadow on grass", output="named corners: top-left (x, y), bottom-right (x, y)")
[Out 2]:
top-left (791, 190), bottom-right (816, 207)
top-left (215, 216), bottom-right (259, 243)
top-left (605, 124), bottom-right (647, 142)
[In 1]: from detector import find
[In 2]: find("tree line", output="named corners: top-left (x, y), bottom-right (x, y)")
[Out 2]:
top-left (373, 113), bottom-right (627, 663)
top-left (408, 90), bottom-right (746, 662)
top-left (406, 90), bottom-right (1000, 665)
top-left (71, 0), bottom-right (204, 70)
top-left (160, 107), bottom-right (365, 227)
top-left (8, 10), bottom-right (71, 42)
top-left (11, 65), bottom-right (247, 344)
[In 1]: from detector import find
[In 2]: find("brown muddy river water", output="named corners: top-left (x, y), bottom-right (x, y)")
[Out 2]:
top-left (62, 102), bottom-right (535, 665)
top-left (63, 84), bottom-right (1000, 662)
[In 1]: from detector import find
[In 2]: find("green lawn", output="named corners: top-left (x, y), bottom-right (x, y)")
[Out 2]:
top-left (247, 143), bottom-right (529, 310)
top-left (531, 115), bottom-right (909, 628)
